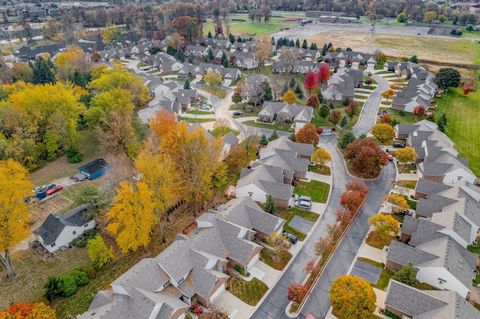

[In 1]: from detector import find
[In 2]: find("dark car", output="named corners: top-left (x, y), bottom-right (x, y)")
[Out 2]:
top-left (283, 231), bottom-right (298, 245)
top-left (393, 140), bottom-right (406, 148)
top-left (233, 111), bottom-right (243, 116)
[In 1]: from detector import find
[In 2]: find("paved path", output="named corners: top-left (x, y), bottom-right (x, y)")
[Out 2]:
top-left (251, 135), bottom-right (396, 319)
top-left (352, 74), bottom-right (390, 137)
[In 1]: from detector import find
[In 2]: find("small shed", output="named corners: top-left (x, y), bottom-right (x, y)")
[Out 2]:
top-left (79, 158), bottom-right (110, 180)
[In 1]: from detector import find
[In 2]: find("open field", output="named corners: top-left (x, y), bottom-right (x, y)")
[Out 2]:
top-left (308, 30), bottom-right (480, 65)
top-left (204, 13), bottom-right (298, 37)
top-left (435, 86), bottom-right (480, 176)
top-left (0, 248), bottom-right (90, 309)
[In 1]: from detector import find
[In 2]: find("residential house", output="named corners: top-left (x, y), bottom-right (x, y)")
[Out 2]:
top-left (395, 120), bottom-right (476, 184)
top-left (144, 52), bottom-right (183, 73)
top-left (388, 62), bottom-right (437, 113)
top-left (226, 51), bottom-right (258, 69)
top-left (254, 148), bottom-right (310, 180)
top-left (258, 101), bottom-right (313, 124)
top-left (221, 132), bottom-right (239, 158)
top-left (35, 204), bottom-right (95, 253)
top-left (178, 63), bottom-right (241, 85)
top-left (231, 41), bottom-right (256, 53)
top-left (79, 197), bottom-right (284, 319)
top-left (259, 136), bottom-right (314, 160)
top-left (272, 60), bottom-right (319, 74)
top-left (386, 237), bottom-right (477, 298)
top-left (385, 280), bottom-right (480, 319)
top-left (235, 164), bottom-right (294, 208)
top-left (276, 47), bottom-right (320, 61)
top-left (321, 68), bottom-right (364, 103)
top-left (323, 50), bottom-right (376, 69)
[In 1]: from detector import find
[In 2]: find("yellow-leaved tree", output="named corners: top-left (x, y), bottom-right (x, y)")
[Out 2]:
top-left (282, 89), bottom-right (296, 105)
top-left (55, 45), bottom-right (91, 81)
top-left (135, 141), bottom-right (180, 216)
top-left (385, 193), bottom-right (410, 213)
top-left (89, 63), bottom-right (149, 106)
top-left (395, 146), bottom-right (418, 164)
top-left (203, 72), bottom-right (222, 86)
top-left (87, 234), bottom-right (114, 270)
top-left (0, 160), bottom-right (33, 277)
top-left (312, 147), bottom-right (332, 166)
top-left (106, 181), bottom-right (157, 253)
top-left (368, 213), bottom-right (399, 241)
top-left (330, 275), bottom-right (376, 319)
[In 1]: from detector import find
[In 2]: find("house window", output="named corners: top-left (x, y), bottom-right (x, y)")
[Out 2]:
top-left (51, 243), bottom-right (56, 247)
top-left (248, 192), bottom-right (253, 197)
top-left (73, 231), bottom-right (76, 235)
top-left (84, 224), bottom-right (88, 228)
top-left (438, 278), bottom-right (447, 285)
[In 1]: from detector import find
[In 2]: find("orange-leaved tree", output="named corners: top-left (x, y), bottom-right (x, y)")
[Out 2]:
top-left (295, 123), bottom-right (319, 146)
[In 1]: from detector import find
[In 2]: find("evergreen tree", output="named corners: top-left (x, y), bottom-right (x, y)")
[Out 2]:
top-left (339, 131), bottom-right (356, 149)
top-left (265, 195), bottom-right (277, 215)
top-left (295, 85), bottom-right (303, 98)
top-left (229, 33), bottom-right (235, 43)
top-left (31, 57), bottom-right (56, 84)
top-left (289, 78), bottom-right (296, 88)
top-left (188, 55), bottom-right (194, 64)
top-left (295, 39), bottom-right (300, 48)
top-left (68, 70), bottom-right (91, 88)
top-left (271, 36), bottom-right (275, 45)
top-left (184, 79), bottom-right (191, 89)
top-left (207, 31), bottom-right (212, 38)
top-left (221, 52), bottom-right (228, 67)
top-left (269, 130), bottom-right (279, 141)
top-left (289, 131), bottom-right (296, 142)
top-left (392, 263), bottom-right (417, 287)
top-left (321, 43), bottom-right (328, 56)
top-left (175, 47), bottom-right (185, 62)
top-left (207, 47), bottom-right (214, 62)
top-left (340, 115), bottom-right (348, 127)
top-left (262, 81), bottom-right (273, 101)
top-left (289, 39), bottom-right (295, 47)
top-left (302, 39), bottom-right (308, 49)
top-left (260, 135), bottom-right (269, 146)
top-left (310, 42), bottom-right (317, 50)
top-left (237, 36), bottom-right (242, 43)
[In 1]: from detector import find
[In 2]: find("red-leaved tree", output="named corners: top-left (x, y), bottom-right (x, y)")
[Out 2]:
top-left (346, 179), bottom-right (368, 195)
top-left (304, 71), bottom-right (318, 93)
top-left (306, 94), bottom-right (320, 108)
top-left (344, 138), bottom-right (389, 178)
top-left (317, 63), bottom-right (330, 83)
top-left (340, 190), bottom-right (365, 213)
top-left (288, 283), bottom-right (308, 303)
top-left (413, 105), bottom-right (425, 116)
top-left (295, 123), bottom-right (319, 146)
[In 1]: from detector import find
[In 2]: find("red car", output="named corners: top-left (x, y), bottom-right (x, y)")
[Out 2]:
top-left (46, 185), bottom-right (64, 195)
top-left (387, 154), bottom-right (394, 161)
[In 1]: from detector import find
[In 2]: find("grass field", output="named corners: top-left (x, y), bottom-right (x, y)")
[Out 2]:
top-left (179, 117), bottom-right (216, 123)
top-left (294, 180), bottom-right (330, 203)
top-left (204, 13), bottom-right (298, 37)
top-left (308, 30), bottom-right (480, 65)
top-left (435, 87), bottom-right (480, 176)
top-left (227, 277), bottom-right (268, 306)
top-left (210, 126), bottom-right (239, 138)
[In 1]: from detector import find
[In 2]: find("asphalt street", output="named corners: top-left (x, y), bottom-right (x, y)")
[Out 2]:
top-left (251, 134), bottom-right (395, 319)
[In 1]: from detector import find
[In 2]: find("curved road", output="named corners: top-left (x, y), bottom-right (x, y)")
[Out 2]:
top-left (352, 74), bottom-right (390, 137)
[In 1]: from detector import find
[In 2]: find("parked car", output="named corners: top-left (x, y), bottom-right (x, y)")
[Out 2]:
top-left (393, 140), bottom-right (406, 148)
top-left (283, 231), bottom-right (298, 245)
top-left (387, 154), bottom-right (394, 161)
top-left (199, 105), bottom-right (210, 110)
top-left (316, 127), bottom-right (323, 134)
top-left (46, 184), bottom-right (64, 195)
top-left (295, 195), bottom-right (312, 210)
top-left (72, 173), bottom-right (88, 182)
top-left (233, 111), bottom-right (242, 116)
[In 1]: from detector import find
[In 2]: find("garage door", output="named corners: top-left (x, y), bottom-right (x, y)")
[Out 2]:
top-left (209, 282), bottom-right (226, 302)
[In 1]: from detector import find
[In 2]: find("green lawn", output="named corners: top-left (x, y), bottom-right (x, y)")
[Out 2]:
top-left (226, 277), bottom-right (268, 306)
top-left (210, 126), bottom-right (239, 138)
top-left (204, 14), bottom-right (298, 37)
top-left (435, 86), bottom-right (480, 176)
top-left (276, 208), bottom-right (320, 241)
top-left (242, 120), bottom-right (293, 132)
top-left (260, 247), bottom-right (292, 271)
top-left (308, 164), bottom-right (331, 176)
top-left (396, 180), bottom-right (417, 189)
top-left (184, 110), bottom-right (212, 115)
top-left (294, 180), bottom-right (330, 203)
top-left (378, 108), bottom-right (427, 125)
top-left (179, 117), bottom-right (216, 123)
top-left (200, 86), bottom-right (227, 99)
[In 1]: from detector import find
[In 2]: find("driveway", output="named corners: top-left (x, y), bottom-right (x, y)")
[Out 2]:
top-left (250, 135), bottom-right (396, 319)
top-left (352, 74), bottom-right (390, 137)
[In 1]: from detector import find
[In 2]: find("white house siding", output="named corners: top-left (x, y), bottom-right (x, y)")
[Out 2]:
top-left (416, 266), bottom-right (470, 298)
top-left (235, 184), bottom-right (267, 203)
top-left (43, 220), bottom-right (95, 253)
top-left (443, 168), bottom-right (476, 185)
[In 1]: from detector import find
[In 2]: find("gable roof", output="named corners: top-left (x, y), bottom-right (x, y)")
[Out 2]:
top-left (35, 204), bottom-right (92, 245)
top-left (386, 240), bottom-right (438, 266)
top-left (261, 136), bottom-right (314, 158)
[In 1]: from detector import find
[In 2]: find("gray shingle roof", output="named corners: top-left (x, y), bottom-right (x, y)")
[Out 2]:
top-left (416, 194), bottom-right (458, 218)
top-left (34, 204), bottom-right (92, 245)
top-left (262, 136), bottom-right (314, 158)
top-left (415, 178), bottom-right (453, 196)
top-left (387, 240), bottom-right (438, 266)
top-left (385, 280), bottom-right (448, 317)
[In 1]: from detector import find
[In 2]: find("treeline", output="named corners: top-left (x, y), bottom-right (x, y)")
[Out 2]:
top-left (0, 47), bottom-right (149, 170)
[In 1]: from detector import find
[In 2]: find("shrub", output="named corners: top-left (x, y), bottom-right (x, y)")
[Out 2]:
top-left (57, 274), bottom-right (78, 297)
top-left (65, 147), bottom-right (83, 163)
top-left (70, 228), bottom-right (98, 247)
top-left (44, 268), bottom-right (89, 300)
top-left (234, 264), bottom-right (246, 275)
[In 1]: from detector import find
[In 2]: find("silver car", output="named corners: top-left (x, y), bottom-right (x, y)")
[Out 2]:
top-left (295, 195), bottom-right (312, 210)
